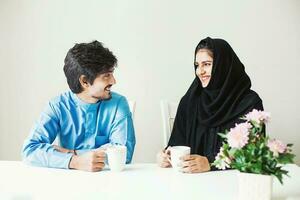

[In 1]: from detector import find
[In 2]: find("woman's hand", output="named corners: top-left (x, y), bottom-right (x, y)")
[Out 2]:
top-left (180, 154), bottom-right (210, 173)
top-left (156, 149), bottom-right (171, 168)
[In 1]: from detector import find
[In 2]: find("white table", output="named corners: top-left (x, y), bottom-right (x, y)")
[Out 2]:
top-left (0, 161), bottom-right (299, 200)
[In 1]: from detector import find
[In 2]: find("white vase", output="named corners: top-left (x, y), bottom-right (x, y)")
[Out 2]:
top-left (238, 172), bottom-right (273, 200)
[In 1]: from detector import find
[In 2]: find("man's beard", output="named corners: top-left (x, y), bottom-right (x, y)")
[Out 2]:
top-left (92, 90), bottom-right (112, 101)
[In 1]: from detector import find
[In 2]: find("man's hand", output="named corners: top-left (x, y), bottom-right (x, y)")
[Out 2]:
top-left (157, 148), bottom-right (171, 168)
top-left (69, 149), bottom-right (106, 172)
top-left (180, 154), bottom-right (210, 173)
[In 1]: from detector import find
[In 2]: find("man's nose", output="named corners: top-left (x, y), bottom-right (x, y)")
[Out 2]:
top-left (110, 75), bottom-right (116, 85)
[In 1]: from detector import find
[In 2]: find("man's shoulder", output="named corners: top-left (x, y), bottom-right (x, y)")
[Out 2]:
top-left (105, 92), bottom-right (131, 118)
top-left (102, 92), bottom-right (129, 111)
top-left (109, 92), bottom-right (127, 104)
top-left (48, 91), bottom-right (73, 107)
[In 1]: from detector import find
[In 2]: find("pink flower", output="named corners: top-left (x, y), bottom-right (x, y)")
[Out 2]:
top-left (245, 109), bottom-right (270, 124)
top-left (227, 122), bottom-right (251, 149)
top-left (267, 139), bottom-right (287, 157)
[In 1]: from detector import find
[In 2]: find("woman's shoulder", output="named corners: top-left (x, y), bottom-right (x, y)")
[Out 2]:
top-left (238, 90), bottom-right (264, 112)
top-left (241, 90), bottom-right (262, 105)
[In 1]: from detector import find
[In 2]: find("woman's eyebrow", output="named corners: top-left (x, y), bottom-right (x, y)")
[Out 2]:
top-left (201, 60), bottom-right (212, 64)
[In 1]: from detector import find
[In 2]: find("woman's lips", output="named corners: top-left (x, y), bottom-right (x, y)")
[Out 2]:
top-left (201, 76), bottom-right (211, 82)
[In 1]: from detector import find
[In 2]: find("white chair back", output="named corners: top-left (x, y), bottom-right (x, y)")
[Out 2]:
top-left (160, 100), bottom-right (179, 147)
top-left (128, 100), bottom-right (136, 120)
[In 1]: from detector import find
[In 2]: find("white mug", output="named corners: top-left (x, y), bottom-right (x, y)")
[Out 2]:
top-left (106, 145), bottom-right (127, 172)
top-left (169, 146), bottom-right (191, 171)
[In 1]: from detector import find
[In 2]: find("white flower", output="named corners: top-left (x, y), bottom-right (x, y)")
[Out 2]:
top-left (215, 148), bottom-right (231, 170)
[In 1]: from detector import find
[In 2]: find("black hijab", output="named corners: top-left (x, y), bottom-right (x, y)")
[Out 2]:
top-left (168, 37), bottom-right (263, 159)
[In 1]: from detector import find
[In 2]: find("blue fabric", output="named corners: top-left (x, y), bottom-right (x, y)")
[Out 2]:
top-left (22, 91), bottom-right (136, 169)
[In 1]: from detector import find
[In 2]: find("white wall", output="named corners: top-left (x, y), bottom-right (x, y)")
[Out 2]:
top-left (0, 0), bottom-right (299, 164)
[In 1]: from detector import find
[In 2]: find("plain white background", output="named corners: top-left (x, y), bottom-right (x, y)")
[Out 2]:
top-left (0, 0), bottom-right (299, 165)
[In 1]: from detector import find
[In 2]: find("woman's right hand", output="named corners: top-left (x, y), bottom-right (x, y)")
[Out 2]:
top-left (157, 148), bottom-right (171, 168)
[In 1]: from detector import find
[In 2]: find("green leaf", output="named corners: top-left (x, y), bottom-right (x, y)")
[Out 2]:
top-left (287, 144), bottom-right (293, 147)
top-left (217, 133), bottom-right (227, 139)
top-left (277, 153), bottom-right (295, 164)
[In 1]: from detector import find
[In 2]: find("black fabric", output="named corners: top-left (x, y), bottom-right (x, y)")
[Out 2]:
top-left (167, 37), bottom-right (263, 163)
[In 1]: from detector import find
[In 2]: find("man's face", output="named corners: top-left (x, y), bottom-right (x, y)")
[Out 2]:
top-left (86, 69), bottom-right (116, 100)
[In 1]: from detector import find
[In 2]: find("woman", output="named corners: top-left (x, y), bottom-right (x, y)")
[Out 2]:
top-left (157, 37), bottom-right (263, 173)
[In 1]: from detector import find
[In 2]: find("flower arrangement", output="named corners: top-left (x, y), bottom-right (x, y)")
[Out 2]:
top-left (213, 109), bottom-right (295, 184)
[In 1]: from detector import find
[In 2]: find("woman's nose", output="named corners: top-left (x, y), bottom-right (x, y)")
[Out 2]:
top-left (200, 67), bottom-right (205, 75)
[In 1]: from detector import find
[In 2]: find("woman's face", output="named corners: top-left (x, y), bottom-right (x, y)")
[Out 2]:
top-left (195, 50), bottom-right (213, 88)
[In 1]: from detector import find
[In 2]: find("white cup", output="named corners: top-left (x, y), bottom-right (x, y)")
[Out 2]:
top-left (169, 146), bottom-right (191, 171)
top-left (106, 145), bottom-right (127, 172)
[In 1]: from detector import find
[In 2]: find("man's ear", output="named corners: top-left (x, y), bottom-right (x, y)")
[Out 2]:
top-left (79, 75), bottom-right (89, 89)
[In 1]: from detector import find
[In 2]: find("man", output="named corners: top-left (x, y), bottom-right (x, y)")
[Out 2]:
top-left (22, 41), bottom-right (135, 172)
